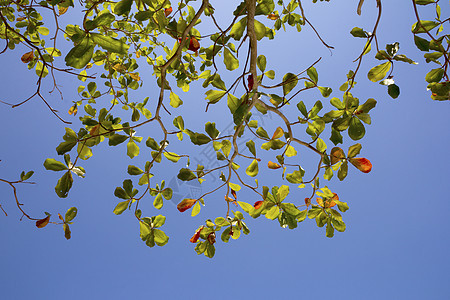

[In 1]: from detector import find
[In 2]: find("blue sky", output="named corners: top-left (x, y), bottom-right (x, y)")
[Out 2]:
top-left (0, 1), bottom-right (449, 299)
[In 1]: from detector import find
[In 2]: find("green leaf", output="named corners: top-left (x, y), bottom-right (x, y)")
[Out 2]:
top-left (425, 68), bottom-right (444, 83)
top-left (335, 200), bottom-right (349, 212)
top-left (326, 223), bottom-right (334, 238)
top-left (414, 35), bottom-right (430, 51)
top-left (153, 229), bottom-right (169, 246)
top-left (153, 194), bottom-right (163, 209)
top-left (338, 161), bottom-right (348, 181)
top-left (254, 19), bottom-right (266, 40)
top-left (56, 141), bottom-right (77, 155)
top-left (164, 152), bottom-right (181, 163)
top-left (367, 62), bottom-right (391, 82)
top-left (245, 159), bottom-right (259, 177)
top-left (257, 55), bottom-right (266, 72)
top-left (266, 205), bottom-right (280, 220)
top-left (230, 17), bottom-right (247, 40)
top-left (20, 171), bottom-right (34, 181)
top-left (223, 47), bottom-right (239, 71)
top-left (348, 117), bottom-right (365, 140)
top-left (205, 90), bottom-right (227, 104)
top-left (191, 201), bottom-right (201, 217)
top-left (55, 171), bottom-right (73, 198)
top-left (412, 20), bottom-right (439, 33)
top-left (169, 92), bottom-right (183, 108)
top-left (177, 168), bottom-right (196, 181)
top-left (307, 67), bottom-right (318, 84)
top-left (283, 73), bottom-right (298, 95)
top-left (113, 200), bottom-right (129, 215)
top-left (114, 0), bottom-right (133, 16)
top-left (91, 33), bottom-right (129, 55)
top-left (246, 140), bottom-right (256, 157)
top-left (227, 94), bottom-right (241, 114)
top-left (152, 215), bottom-right (166, 228)
top-left (127, 165), bottom-right (144, 175)
top-left (161, 188), bottom-right (173, 200)
top-left (65, 37), bottom-right (94, 69)
top-left (140, 221), bottom-right (151, 240)
top-left (127, 140), bottom-right (139, 158)
top-left (388, 84), bottom-right (400, 99)
top-left (205, 122), bottom-right (219, 139)
top-left (347, 143), bottom-right (362, 158)
top-left (350, 27), bottom-right (368, 38)
top-left (65, 207), bottom-right (78, 222)
top-left (109, 134), bottom-right (128, 146)
top-left (44, 158), bottom-right (68, 171)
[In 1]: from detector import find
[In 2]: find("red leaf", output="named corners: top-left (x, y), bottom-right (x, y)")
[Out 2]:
top-left (253, 200), bottom-right (263, 210)
top-left (349, 157), bottom-right (372, 173)
top-left (36, 215), bottom-right (50, 228)
top-left (247, 74), bottom-right (254, 90)
top-left (164, 6), bottom-right (172, 17)
top-left (177, 198), bottom-right (197, 212)
top-left (188, 37), bottom-right (200, 52)
top-left (190, 226), bottom-right (204, 243)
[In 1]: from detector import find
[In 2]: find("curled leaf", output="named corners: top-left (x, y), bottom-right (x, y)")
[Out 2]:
top-left (305, 198), bottom-right (311, 207)
top-left (267, 13), bottom-right (279, 20)
top-left (36, 215), bottom-right (50, 228)
top-left (348, 157), bottom-right (372, 173)
top-left (177, 198), bottom-right (196, 212)
top-left (68, 105), bottom-right (78, 116)
top-left (207, 232), bottom-right (216, 245)
top-left (188, 37), bottom-right (200, 52)
top-left (190, 226), bottom-right (204, 243)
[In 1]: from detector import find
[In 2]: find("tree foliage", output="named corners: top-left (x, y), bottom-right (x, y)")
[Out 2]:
top-left (0, 0), bottom-right (448, 257)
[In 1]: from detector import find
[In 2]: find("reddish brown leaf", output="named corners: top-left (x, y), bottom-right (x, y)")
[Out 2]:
top-left (330, 147), bottom-right (345, 165)
top-left (253, 200), bottom-right (263, 210)
top-left (247, 74), bottom-right (254, 90)
top-left (349, 157), bottom-right (372, 173)
top-left (36, 215), bottom-right (50, 228)
top-left (268, 161), bottom-right (281, 169)
top-left (305, 198), bottom-right (311, 207)
top-left (190, 226), bottom-right (204, 243)
top-left (21, 51), bottom-right (34, 63)
top-left (177, 198), bottom-right (197, 212)
top-left (207, 232), bottom-right (216, 245)
top-left (231, 189), bottom-right (237, 199)
top-left (267, 14), bottom-right (279, 20)
top-left (58, 213), bottom-right (64, 222)
top-left (164, 6), bottom-right (173, 17)
top-left (89, 124), bottom-right (100, 136)
top-left (188, 37), bottom-right (200, 52)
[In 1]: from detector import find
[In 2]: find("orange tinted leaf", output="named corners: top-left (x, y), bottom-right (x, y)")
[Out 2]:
top-left (164, 6), bottom-right (173, 17)
top-left (207, 232), bottom-right (216, 244)
top-left (330, 147), bottom-right (345, 165)
top-left (316, 198), bottom-right (324, 207)
top-left (349, 157), bottom-right (372, 173)
top-left (90, 124), bottom-right (100, 136)
top-left (254, 200), bottom-right (263, 209)
top-left (59, 6), bottom-right (68, 15)
top-left (268, 161), bottom-right (281, 169)
top-left (190, 226), bottom-right (204, 243)
top-left (68, 105), bottom-right (78, 116)
top-left (267, 13), bottom-right (279, 20)
top-left (128, 73), bottom-right (140, 81)
top-left (272, 127), bottom-right (284, 140)
top-left (21, 51), bottom-right (34, 63)
top-left (36, 215), bottom-right (50, 228)
top-left (58, 213), bottom-right (64, 222)
top-left (225, 195), bottom-right (238, 206)
top-left (177, 198), bottom-right (196, 212)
